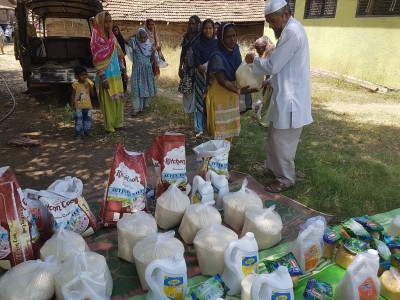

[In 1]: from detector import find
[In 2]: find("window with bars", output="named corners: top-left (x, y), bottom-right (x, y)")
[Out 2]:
top-left (304, 0), bottom-right (338, 18)
top-left (287, 0), bottom-right (296, 15)
top-left (356, 0), bottom-right (400, 17)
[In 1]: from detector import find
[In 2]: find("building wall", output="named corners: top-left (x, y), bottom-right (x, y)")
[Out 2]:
top-left (114, 20), bottom-right (264, 46)
top-left (264, 0), bottom-right (400, 89)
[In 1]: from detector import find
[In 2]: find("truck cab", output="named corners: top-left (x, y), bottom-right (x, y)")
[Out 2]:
top-left (15, 0), bottom-right (103, 94)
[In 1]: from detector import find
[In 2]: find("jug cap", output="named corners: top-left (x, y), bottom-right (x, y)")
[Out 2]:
top-left (367, 249), bottom-right (378, 256)
top-left (245, 232), bottom-right (255, 238)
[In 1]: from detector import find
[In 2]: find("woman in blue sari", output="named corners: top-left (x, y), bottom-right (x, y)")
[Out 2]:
top-left (192, 19), bottom-right (218, 138)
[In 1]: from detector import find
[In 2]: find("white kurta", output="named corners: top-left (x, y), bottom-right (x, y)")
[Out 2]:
top-left (253, 17), bottom-right (313, 129)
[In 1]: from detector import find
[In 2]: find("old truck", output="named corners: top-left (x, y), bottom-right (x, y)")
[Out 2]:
top-left (15, 0), bottom-right (103, 95)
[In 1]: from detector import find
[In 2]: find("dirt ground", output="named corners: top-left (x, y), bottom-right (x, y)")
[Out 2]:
top-left (0, 44), bottom-right (195, 193)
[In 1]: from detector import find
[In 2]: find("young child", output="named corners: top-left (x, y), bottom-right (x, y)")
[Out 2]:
top-left (71, 65), bottom-right (95, 138)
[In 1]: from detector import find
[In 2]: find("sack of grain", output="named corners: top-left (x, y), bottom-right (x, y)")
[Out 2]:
top-left (54, 251), bottom-right (113, 300)
top-left (193, 223), bottom-right (238, 275)
top-left (40, 228), bottom-right (89, 263)
top-left (0, 256), bottom-right (57, 300)
top-left (117, 211), bottom-right (157, 263)
top-left (179, 201), bottom-right (222, 244)
top-left (155, 179), bottom-right (190, 229)
top-left (241, 205), bottom-right (282, 250)
top-left (133, 231), bottom-right (184, 290)
top-left (223, 179), bottom-right (263, 230)
top-left (235, 62), bottom-right (264, 89)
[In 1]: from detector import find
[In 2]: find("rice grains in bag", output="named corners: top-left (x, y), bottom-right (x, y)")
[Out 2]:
top-left (0, 256), bottom-right (58, 300)
top-left (0, 166), bottom-right (40, 270)
top-left (100, 143), bottom-right (147, 227)
top-left (193, 140), bottom-right (230, 178)
top-left (223, 178), bottom-right (263, 231)
top-left (38, 176), bottom-right (98, 237)
top-left (147, 132), bottom-right (187, 199)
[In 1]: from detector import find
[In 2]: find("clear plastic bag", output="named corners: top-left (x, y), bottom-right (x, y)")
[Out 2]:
top-left (117, 211), bottom-right (157, 263)
top-left (193, 223), bottom-right (238, 276)
top-left (223, 179), bottom-right (263, 230)
top-left (178, 201), bottom-right (222, 244)
top-left (155, 179), bottom-right (190, 229)
top-left (235, 62), bottom-right (264, 89)
top-left (55, 251), bottom-right (113, 300)
top-left (40, 227), bottom-right (89, 263)
top-left (289, 216), bottom-right (326, 273)
top-left (380, 268), bottom-right (400, 300)
top-left (193, 140), bottom-right (231, 178)
top-left (62, 271), bottom-right (110, 300)
top-left (132, 231), bottom-right (184, 290)
top-left (0, 256), bottom-right (57, 300)
top-left (241, 205), bottom-right (283, 250)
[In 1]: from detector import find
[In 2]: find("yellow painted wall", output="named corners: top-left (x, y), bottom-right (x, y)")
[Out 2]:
top-left (264, 0), bottom-right (400, 89)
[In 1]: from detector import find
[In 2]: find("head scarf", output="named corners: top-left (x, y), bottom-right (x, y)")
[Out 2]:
top-left (208, 22), bottom-right (242, 81)
top-left (193, 19), bottom-right (218, 66)
top-left (181, 15), bottom-right (201, 56)
top-left (254, 35), bottom-right (275, 56)
top-left (90, 11), bottom-right (124, 74)
top-left (134, 28), bottom-right (153, 57)
top-left (145, 19), bottom-right (159, 46)
top-left (112, 25), bottom-right (126, 55)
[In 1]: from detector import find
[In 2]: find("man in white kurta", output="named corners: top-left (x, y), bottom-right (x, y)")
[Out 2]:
top-left (247, 0), bottom-right (313, 192)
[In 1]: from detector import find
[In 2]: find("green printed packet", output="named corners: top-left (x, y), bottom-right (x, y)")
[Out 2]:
top-left (323, 227), bottom-right (342, 244)
top-left (189, 274), bottom-right (228, 300)
top-left (264, 252), bottom-right (303, 276)
top-left (341, 218), bottom-right (372, 241)
top-left (303, 279), bottom-right (333, 300)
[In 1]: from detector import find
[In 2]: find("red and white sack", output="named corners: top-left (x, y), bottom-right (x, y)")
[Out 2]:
top-left (193, 140), bottom-right (230, 178)
top-left (100, 143), bottom-right (147, 227)
top-left (147, 132), bottom-right (187, 199)
top-left (0, 166), bottom-right (40, 270)
top-left (37, 176), bottom-right (98, 237)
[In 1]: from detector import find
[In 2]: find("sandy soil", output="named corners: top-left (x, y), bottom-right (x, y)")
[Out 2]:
top-left (0, 44), bottom-right (195, 193)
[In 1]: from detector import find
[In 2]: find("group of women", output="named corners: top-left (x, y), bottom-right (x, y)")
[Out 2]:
top-left (90, 11), bottom-right (274, 141)
top-left (90, 11), bottom-right (159, 133)
top-left (178, 16), bottom-right (268, 141)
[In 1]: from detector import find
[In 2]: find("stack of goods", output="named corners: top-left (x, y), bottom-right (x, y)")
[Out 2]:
top-left (117, 212), bottom-right (157, 263)
top-left (223, 178), bottom-right (263, 230)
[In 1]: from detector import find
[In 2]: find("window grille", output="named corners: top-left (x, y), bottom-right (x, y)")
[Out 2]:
top-left (356, 0), bottom-right (400, 17)
top-left (304, 0), bottom-right (338, 18)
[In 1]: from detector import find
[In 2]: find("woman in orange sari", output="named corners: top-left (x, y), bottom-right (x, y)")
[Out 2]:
top-left (90, 11), bottom-right (126, 133)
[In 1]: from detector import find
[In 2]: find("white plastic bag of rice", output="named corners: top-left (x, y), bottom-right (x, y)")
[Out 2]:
top-left (241, 205), bottom-right (283, 250)
top-left (193, 223), bottom-right (238, 276)
top-left (117, 211), bottom-right (157, 263)
top-left (223, 178), bottom-right (263, 230)
top-left (178, 200), bottom-right (222, 244)
top-left (155, 179), bottom-right (190, 229)
top-left (0, 256), bottom-right (57, 300)
top-left (40, 227), bottom-right (89, 263)
top-left (132, 231), bottom-right (184, 290)
top-left (54, 251), bottom-right (113, 300)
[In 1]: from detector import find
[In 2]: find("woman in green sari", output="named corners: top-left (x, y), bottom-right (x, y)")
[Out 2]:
top-left (90, 11), bottom-right (127, 133)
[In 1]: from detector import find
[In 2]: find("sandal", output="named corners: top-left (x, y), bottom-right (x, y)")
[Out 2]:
top-left (265, 181), bottom-right (294, 193)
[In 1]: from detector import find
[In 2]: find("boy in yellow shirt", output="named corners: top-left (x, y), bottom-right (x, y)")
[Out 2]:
top-left (71, 66), bottom-right (95, 139)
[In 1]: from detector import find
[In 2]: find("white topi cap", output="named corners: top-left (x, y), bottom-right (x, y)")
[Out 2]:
top-left (264, 0), bottom-right (288, 15)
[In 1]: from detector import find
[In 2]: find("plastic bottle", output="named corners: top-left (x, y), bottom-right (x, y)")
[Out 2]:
top-left (251, 266), bottom-right (294, 300)
top-left (241, 273), bottom-right (257, 300)
top-left (206, 170), bottom-right (229, 210)
top-left (335, 249), bottom-right (380, 300)
top-left (221, 232), bottom-right (259, 295)
top-left (145, 253), bottom-right (187, 300)
top-left (191, 175), bottom-right (214, 204)
top-left (289, 217), bottom-right (326, 273)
